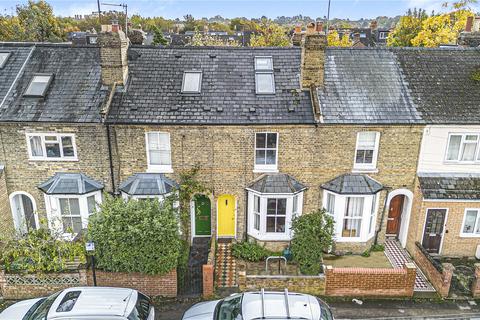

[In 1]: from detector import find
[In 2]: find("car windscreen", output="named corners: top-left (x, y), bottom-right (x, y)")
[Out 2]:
top-left (127, 292), bottom-right (153, 320)
top-left (23, 291), bottom-right (61, 320)
top-left (216, 294), bottom-right (243, 320)
top-left (317, 299), bottom-right (333, 320)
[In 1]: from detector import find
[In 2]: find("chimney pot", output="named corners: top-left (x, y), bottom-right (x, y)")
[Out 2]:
top-left (315, 21), bottom-right (323, 33)
top-left (306, 22), bottom-right (316, 34)
top-left (294, 25), bottom-right (302, 33)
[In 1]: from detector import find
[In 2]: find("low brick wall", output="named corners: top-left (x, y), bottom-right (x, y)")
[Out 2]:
top-left (324, 264), bottom-right (416, 297)
top-left (86, 269), bottom-right (177, 297)
top-left (238, 272), bottom-right (326, 296)
top-left (0, 269), bottom-right (87, 299)
top-left (471, 263), bottom-right (480, 298)
top-left (412, 243), bottom-right (454, 298)
top-left (202, 238), bottom-right (216, 298)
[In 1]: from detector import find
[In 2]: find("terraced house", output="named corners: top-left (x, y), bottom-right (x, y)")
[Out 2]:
top-left (0, 22), bottom-right (478, 264)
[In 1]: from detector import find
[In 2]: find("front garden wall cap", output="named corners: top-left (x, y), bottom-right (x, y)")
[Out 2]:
top-left (119, 173), bottom-right (179, 196)
top-left (321, 173), bottom-right (383, 195)
top-left (38, 172), bottom-right (104, 195)
top-left (247, 173), bottom-right (307, 194)
top-left (418, 172), bottom-right (480, 200)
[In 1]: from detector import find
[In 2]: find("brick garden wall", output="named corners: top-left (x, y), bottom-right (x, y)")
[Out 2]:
top-left (238, 272), bottom-right (326, 296)
top-left (472, 263), bottom-right (480, 298)
top-left (412, 243), bottom-right (454, 298)
top-left (86, 269), bottom-right (177, 297)
top-left (202, 237), bottom-right (216, 298)
top-left (0, 269), bottom-right (87, 299)
top-left (324, 264), bottom-right (416, 297)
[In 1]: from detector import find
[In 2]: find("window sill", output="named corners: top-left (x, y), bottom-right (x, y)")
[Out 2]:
top-left (147, 166), bottom-right (174, 174)
top-left (335, 234), bottom-right (374, 243)
top-left (248, 231), bottom-right (291, 242)
top-left (29, 157), bottom-right (78, 162)
top-left (459, 233), bottom-right (480, 238)
top-left (352, 168), bottom-right (378, 174)
top-left (253, 167), bottom-right (279, 173)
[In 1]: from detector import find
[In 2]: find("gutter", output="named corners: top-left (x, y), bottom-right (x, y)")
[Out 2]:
top-left (0, 45), bottom-right (35, 109)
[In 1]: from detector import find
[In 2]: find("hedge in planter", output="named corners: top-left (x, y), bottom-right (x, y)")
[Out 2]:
top-left (290, 209), bottom-right (334, 275)
top-left (88, 194), bottom-right (181, 275)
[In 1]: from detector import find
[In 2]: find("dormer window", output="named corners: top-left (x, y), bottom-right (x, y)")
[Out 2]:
top-left (182, 71), bottom-right (202, 93)
top-left (0, 52), bottom-right (11, 69)
top-left (255, 57), bottom-right (275, 94)
top-left (24, 74), bottom-right (54, 97)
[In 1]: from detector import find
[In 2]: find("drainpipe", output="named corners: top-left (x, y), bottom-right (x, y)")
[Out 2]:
top-left (244, 189), bottom-right (249, 241)
top-left (106, 124), bottom-right (116, 193)
top-left (374, 187), bottom-right (392, 246)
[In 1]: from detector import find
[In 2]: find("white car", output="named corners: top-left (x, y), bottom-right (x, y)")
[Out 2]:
top-left (0, 286), bottom-right (155, 320)
top-left (182, 290), bottom-right (334, 320)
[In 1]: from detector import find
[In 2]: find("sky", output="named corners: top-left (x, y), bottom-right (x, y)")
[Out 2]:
top-left (0, 0), bottom-right (479, 20)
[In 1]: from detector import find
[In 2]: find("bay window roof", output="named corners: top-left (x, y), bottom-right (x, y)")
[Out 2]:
top-left (247, 173), bottom-right (307, 194)
top-left (38, 173), bottom-right (104, 195)
top-left (322, 173), bottom-right (382, 195)
top-left (119, 173), bottom-right (178, 196)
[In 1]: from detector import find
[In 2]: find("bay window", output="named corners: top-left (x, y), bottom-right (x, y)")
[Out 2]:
top-left (446, 133), bottom-right (480, 162)
top-left (461, 209), bottom-right (480, 237)
top-left (26, 133), bottom-right (77, 161)
top-left (247, 191), bottom-right (303, 241)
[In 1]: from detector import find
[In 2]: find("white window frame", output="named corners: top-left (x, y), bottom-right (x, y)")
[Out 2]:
top-left (23, 73), bottom-right (54, 97)
top-left (247, 190), bottom-right (303, 241)
top-left (353, 131), bottom-right (380, 172)
top-left (254, 132), bottom-right (279, 173)
top-left (322, 190), bottom-right (377, 243)
top-left (181, 71), bottom-right (202, 93)
top-left (44, 191), bottom-right (101, 239)
top-left (379, 32), bottom-right (387, 40)
top-left (254, 56), bottom-right (275, 94)
top-left (0, 52), bottom-right (11, 69)
top-left (460, 208), bottom-right (480, 237)
top-left (444, 133), bottom-right (480, 164)
top-left (26, 133), bottom-right (78, 161)
top-left (145, 132), bottom-right (173, 173)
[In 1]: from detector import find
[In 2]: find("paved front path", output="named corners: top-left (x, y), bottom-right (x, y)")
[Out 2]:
top-left (215, 241), bottom-right (237, 288)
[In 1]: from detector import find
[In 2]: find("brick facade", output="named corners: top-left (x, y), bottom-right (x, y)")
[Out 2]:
top-left (111, 124), bottom-right (422, 252)
top-left (0, 123), bottom-right (113, 233)
top-left (408, 179), bottom-right (480, 257)
top-left (472, 263), bottom-right (480, 298)
top-left (412, 244), bottom-right (454, 298)
top-left (324, 264), bottom-right (416, 297)
top-left (86, 269), bottom-right (177, 297)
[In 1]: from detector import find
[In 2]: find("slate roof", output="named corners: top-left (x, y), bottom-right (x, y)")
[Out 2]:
top-left (119, 173), bottom-right (178, 196)
top-left (395, 48), bottom-right (480, 124)
top-left (38, 173), bottom-right (104, 195)
top-left (106, 46), bottom-right (315, 125)
top-left (0, 44), bottom-right (34, 101)
top-left (321, 173), bottom-right (383, 195)
top-left (418, 173), bottom-right (480, 200)
top-left (0, 43), bottom-right (107, 123)
top-left (319, 47), bottom-right (480, 124)
top-left (247, 173), bottom-right (307, 194)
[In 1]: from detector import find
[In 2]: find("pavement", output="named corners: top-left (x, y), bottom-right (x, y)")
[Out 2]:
top-left (155, 297), bottom-right (480, 320)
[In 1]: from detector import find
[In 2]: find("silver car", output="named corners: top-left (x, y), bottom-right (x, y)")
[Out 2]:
top-left (0, 286), bottom-right (155, 320)
top-left (182, 290), bottom-right (334, 320)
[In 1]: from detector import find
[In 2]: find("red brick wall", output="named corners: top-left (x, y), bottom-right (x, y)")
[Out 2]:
top-left (413, 245), bottom-right (453, 298)
top-left (202, 264), bottom-right (214, 298)
top-left (471, 263), bottom-right (480, 298)
top-left (86, 269), bottom-right (177, 298)
top-left (0, 269), bottom-right (87, 300)
top-left (325, 264), bottom-right (416, 297)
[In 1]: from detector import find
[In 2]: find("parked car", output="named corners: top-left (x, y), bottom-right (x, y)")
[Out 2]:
top-left (0, 286), bottom-right (154, 320)
top-left (182, 289), bottom-right (334, 320)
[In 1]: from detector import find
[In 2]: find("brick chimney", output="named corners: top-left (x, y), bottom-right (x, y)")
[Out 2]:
top-left (466, 16), bottom-right (474, 32)
top-left (98, 21), bottom-right (129, 86)
top-left (301, 22), bottom-right (327, 88)
top-left (458, 16), bottom-right (480, 47)
top-left (370, 20), bottom-right (378, 30)
top-left (292, 25), bottom-right (303, 46)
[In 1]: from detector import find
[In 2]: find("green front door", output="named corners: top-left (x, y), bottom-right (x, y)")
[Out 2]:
top-left (194, 195), bottom-right (211, 236)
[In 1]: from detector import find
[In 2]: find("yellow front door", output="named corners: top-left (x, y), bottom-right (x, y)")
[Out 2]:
top-left (217, 194), bottom-right (235, 237)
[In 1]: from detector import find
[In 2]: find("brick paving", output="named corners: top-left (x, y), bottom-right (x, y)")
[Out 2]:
top-left (215, 241), bottom-right (237, 288)
top-left (385, 239), bottom-right (435, 292)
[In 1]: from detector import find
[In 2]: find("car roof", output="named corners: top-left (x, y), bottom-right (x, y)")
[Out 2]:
top-left (241, 291), bottom-right (321, 320)
top-left (48, 287), bottom-right (136, 319)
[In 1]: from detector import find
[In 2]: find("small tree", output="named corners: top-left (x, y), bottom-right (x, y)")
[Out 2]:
top-left (152, 26), bottom-right (168, 46)
top-left (327, 30), bottom-right (353, 47)
top-left (290, 209), bottom-right (334, 275)
top-left (88, 194), bottom-right (181, 275)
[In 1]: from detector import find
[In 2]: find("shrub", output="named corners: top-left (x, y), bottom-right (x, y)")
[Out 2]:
top-left (88, 194), bottom-right (181, 275)
top-left (0, 229), bottom-right (85, 273)
top-left (370, 244), bottom-right (385, 252)
top-left (232, 241), bottom-right (272, 262)
top-left (290, 209), bottom-right (334, 275)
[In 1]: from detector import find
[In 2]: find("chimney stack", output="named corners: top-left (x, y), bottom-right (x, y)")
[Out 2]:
top-left (466, 16), bottom-right (474, 32)
top-left (98, 21), bottom-right (129, 86)
top-left (353, 32), bottom-right (361, 43)
top-left (458, 16), bottom-right (480, 47)
top-left (301, 22), bottom-right (327, 89)
top-left (315, 21), bottom-right (323, 33)
top-left (292, 25), bottom-right (303, 46)
top-left (370, 20), bottom-right (378, 30)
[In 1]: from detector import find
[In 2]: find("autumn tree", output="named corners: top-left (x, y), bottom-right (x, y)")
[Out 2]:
top-left (327, 30), bottom-right (353, 47)
top-left (190, 31), bottom-right (240, 46)
top-left (249, 19), bottom-right (291, 47)
top-left (387, 8), bottom-right (427, 46)
top-left (15, 0), bottom-right (63, 42)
